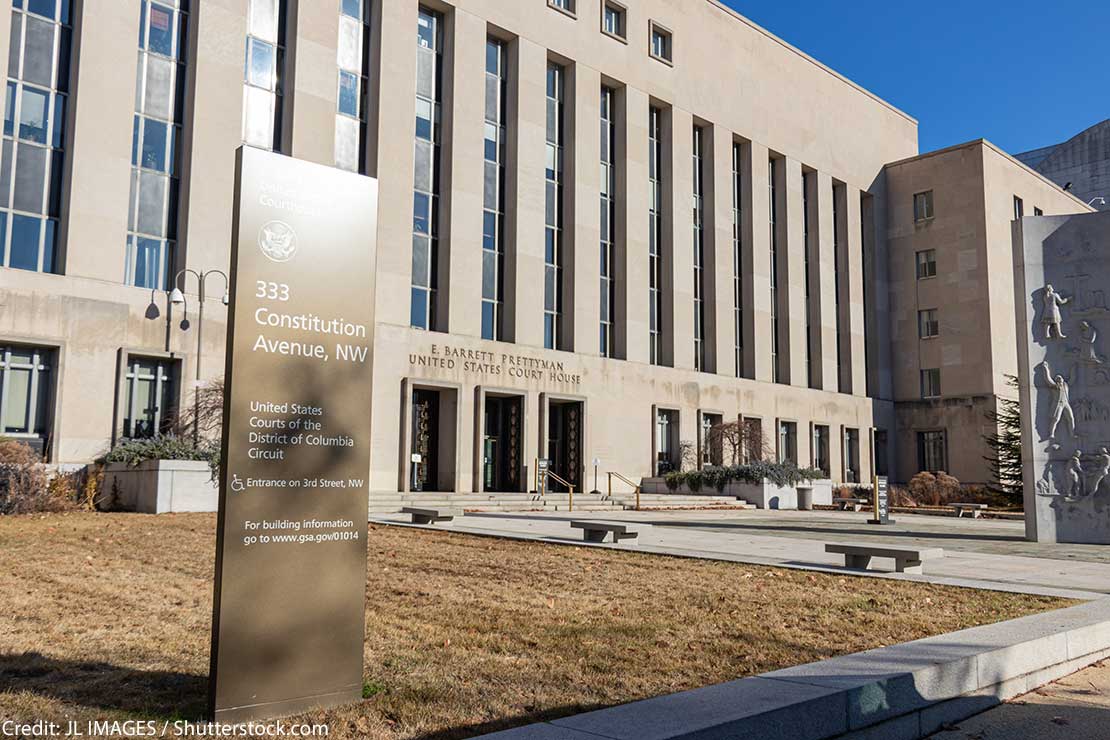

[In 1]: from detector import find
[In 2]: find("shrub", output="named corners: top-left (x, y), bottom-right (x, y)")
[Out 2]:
top-left (0, 440), bottom-right (76, 515)
top-left (101, 435), bottom-right (220, 480)
top-left (664, 460), bottom-right (824, 492)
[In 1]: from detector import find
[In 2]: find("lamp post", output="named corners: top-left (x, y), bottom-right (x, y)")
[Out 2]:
top-left (1088, 197), bottom-right (1107, 208)
top-left (146, 269), bottom-right (229, 444)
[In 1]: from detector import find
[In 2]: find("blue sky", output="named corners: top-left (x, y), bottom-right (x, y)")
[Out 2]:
top-left (721, 0), bottom-right (1106, 155)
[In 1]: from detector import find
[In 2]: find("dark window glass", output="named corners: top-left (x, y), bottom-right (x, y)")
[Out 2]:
top-left (9, 214), bottom-right (41, 271)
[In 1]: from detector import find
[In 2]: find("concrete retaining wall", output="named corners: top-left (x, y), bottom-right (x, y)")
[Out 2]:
top-left (641, 478), bottom-right (833, 509)
top-left (478, 599), bottom-right (1110, 740)
top-left (103, 460), bottom-right (217, 514)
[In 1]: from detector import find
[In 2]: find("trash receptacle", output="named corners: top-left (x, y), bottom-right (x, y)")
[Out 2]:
top-left (797, 486), bottom-right (814, 511)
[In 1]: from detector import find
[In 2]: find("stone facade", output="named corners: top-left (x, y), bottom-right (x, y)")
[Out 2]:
top-left (1015, 211), bottom-right (1110, 544)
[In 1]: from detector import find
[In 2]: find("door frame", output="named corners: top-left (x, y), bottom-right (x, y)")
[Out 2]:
top-left (473, 386), bottom-right (529, 494)
top-left (538, 391), bottom-right (588, 492)
top-left (399, 378), bottom-right (462, 493)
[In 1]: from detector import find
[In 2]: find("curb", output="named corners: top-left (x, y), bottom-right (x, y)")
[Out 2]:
top-left (474, 599), bottom-right (1110, 740)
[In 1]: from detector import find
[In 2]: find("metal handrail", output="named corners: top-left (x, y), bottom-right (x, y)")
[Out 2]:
top-left (545, 470), bottom-right (575, 512)
top-left (607, 472), bottom-right (642, 511)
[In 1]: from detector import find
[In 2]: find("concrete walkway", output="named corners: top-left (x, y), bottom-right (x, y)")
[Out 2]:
top-left (373, 508), bottom-right (1110, 599)
top-left (929, 660), bottom-right (1110, 739)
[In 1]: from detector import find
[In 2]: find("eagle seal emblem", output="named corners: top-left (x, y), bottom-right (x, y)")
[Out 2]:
top-left (258, 220), bottom-right (297, 263)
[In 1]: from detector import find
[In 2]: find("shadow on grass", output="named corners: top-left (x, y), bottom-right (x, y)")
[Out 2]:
top-left (0, 652), bottom-right (207, 720)
top-left (655, 520), bottom-right (1027, 544)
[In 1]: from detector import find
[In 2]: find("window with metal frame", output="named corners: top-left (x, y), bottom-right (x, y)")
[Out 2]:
top-left (0, 345), bottom-right (51, 439)
top-left (122, 356), bottom-right (178, 439)
top-left (692, 125), bottom-right (706, 371)
top-left (602, 2), bottom-right (625, 39)
top-left (543, 62), bottom-right (565, 350)
top-left (482, 38), bottom-right (507, 341)
top-left (126, 0), bottom-right (189, 291)
top-left (913, 190), bottom-right (934, 222)
top-left (918, 430), bottom-right (947, 473)
top-left (650, 23), bottom-right (671, 62)
top-left (916, 248), bottom-right (937, 279)
top-left (599, 85), bottom-right (616, 356)
top-left (242, 0), bottom-right (286, 152)
top-left (921, 368), bottom-right (941, 399)
top-left (648, 106), bottom-right (663, 365)
top-left (0, 0), bottom-right (73, 275)
top-left (732, 142), bottom-right (743, 377)
top-left (918, 308), bottom-right (939, 338)
top-left (335, 0), bottom-right (371, 173)
top-left (411, 7), bottom-right (443, 331)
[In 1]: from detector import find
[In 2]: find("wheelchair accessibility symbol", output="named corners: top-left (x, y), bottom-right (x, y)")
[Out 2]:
top-left (231, 474), bottom-right (246, 493)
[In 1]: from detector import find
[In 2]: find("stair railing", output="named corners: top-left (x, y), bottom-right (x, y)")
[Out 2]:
top-left (607, 472), bottom-right (642, 511)
top-left (544, 470), bottom-right (575, 512)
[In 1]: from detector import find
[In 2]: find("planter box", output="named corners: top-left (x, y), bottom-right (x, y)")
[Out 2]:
top-left (641, 477), bottom-right (834, 510)
top-left (102, 460), bottom-right (217, 514)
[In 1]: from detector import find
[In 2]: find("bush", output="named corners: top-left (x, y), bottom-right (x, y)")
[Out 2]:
top-left (664, 460), bottom-right (824, 492)
top-left (0, 440), bottom-right (76, 515)
top-left (101, 435), bottom-right (220, 479)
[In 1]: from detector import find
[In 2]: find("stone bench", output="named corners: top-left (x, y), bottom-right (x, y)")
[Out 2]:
top-left (826, 543), bottom-right (944, 575)
top-left (570, 520), bottom-right (645, 544)
top-left (833, 497), bottom-right (869, 512)
top-left (402, 507), bottom-right (461, 525)
top-left (949, 502), bottom-right (988, 518)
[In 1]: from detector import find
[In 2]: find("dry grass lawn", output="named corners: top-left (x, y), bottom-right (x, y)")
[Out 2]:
top-left (0, 512), bottom-right (1072, 739)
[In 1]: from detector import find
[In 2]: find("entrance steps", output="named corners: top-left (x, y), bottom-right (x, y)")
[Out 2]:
top-left (368, 490), bottom-right (753, 515)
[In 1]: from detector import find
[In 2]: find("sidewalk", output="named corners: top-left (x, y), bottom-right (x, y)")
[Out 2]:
top-left (373, 509), bottom-right (1110, 599)
top-left (929, 660), bottom-right (1110, 739)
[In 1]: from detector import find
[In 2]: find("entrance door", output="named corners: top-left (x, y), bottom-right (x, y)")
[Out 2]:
top-left (411, 389), bottom-right (440, 492)
top-left (483, 395), bottom-right (522, 492)
top-left (547, 401), bottom-right (583, 491)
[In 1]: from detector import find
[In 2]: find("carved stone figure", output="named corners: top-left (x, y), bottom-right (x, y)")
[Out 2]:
top-left (1040, 361), bottom-right (1076, 439)
top-left (1089, 448), bottom-right (1110, 497)
top-left (1067, 451), bottom-right (1084, 498)
top-left (1080, 321), bottom-right (1104, 364)
top-left (1042, 285), bottom-right (1070, 340)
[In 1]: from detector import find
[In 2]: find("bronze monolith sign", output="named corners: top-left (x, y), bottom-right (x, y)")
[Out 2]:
top-left (209, 147), bottom-right (378, 722)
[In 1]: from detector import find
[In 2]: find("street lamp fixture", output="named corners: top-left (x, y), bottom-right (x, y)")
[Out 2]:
top-left (1089, 197), bottom-right (1107, 208)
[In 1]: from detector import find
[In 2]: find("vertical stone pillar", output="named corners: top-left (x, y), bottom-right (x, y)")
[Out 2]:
top-left (668, 107), bottom-right (694, 371)
top-left (504, 38), bottom-right (547, 347)
top-left (620, 87), bottom-right (651, 364)
top-left (741, 141), bottom-right (772, 382)
top-left (567, 64), bottom-right (601, 354)
top-left (783, 157), bottom-right (807, 386)
top-left (287, 0), bottom-right (339, 167)
top-left (443, 9), bottom-right (486, 338)
top-left (710, 126), bottom-right (735, 378)
top-left (815, 172), bottom-right (839, 391)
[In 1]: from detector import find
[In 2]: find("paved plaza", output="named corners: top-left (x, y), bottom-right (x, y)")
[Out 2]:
top-left (375, 508), bottom-right (1110, 600)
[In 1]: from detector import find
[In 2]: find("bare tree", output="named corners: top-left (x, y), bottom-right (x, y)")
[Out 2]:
top-left (706, 421), bottom-right (775, 466)
top-left (173, 377), bottom-right (225, 443)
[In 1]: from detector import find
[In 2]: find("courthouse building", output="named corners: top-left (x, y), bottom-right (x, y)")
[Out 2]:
top-left (0, 0), bottom-right (1093, 493)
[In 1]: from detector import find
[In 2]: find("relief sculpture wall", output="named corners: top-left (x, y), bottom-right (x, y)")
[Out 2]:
top-left (1015, 211), bottom-right (1110, 543)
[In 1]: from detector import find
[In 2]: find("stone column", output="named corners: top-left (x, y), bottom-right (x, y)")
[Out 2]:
top-left (619, 86), bottom-right (651, 364)
top-left (783, 157), bottom-right (807, 386)
top-left (710, 126), bottom-right (735, 378)
top-left (287, 0), bottom-right (339, 167)
top-left (668, 107), bottom-right (694, 371)
top-left (741, 141), bottom-right (773, 382)
top-left (815, 172), bottom-right (838, 391)
top-left (567, 63), bottom-right (601, 355)
top-left (443, 9), bottom-right (486, 338)
top-left (504, 38), bottom-right (547, 348)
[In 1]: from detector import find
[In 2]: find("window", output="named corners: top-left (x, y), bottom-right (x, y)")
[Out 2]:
top-left (921, 368), bottom-right (941, 399)
top-left (1013, 196), bottom-right (1024, 220)
top-left (411, 7), bottom-right (442, 331)
top-left (692, 125), bottom-right (706, 371)
top-left (656, 409), bottom-right (678, 473)
top-left (548, 0), bottom-right (575, 16)
top-left (803, 171), bottom-right (814, 387)
top-left (778, 421), bottom-right (797, 465)
top-left (918, 308), bottom-right (939, 338)
top-left (1, 0), bottom-right (73, 275)
top-left (743, 417), bottom-right (763, 463)
top-left (242, 0), bottom-right (286, 152)
top-left (844, 428), bottom-right (860, 484)
top-left (649, 22), bottom-right (672, 63)
top-left (1034, 207), bottom-right (1044, 216)
top-left (482, 38), bottom-right (507, 341)
top-left (599, 86), bottom-right (616, 356)
top-left (602, 2), bottom-right (626, 39)
top-left (122, 356), bottom-right (177, 439)
top-left (732, 142), bottom-right (744, 377)
top-left (833, 183), bottom-right (846, 392)
top-left (335, 0), bottom-right (371, 173)
top-left (918, 430), bottom-right (947, 473)
top-left (916, 249), bottom-right (937, 279)
top-left (0, 345), bottom-right (51, 441)
top-left (769, 158), bottom-right (781, 383)
top-left (700, 412), bottom-right (722, 467)
top-left (812, 425), bottom-right (830, 477)
top-left (913, 190), bottom-right (934, 222)
top-left (125, 0), bottom-right (188, 290)
top-left (544, 62), bottom-right (565, 350)
top-left (648, 106), bottom-right (663, 365)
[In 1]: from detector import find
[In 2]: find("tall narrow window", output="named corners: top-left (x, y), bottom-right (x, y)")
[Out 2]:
top-left (732, 142), bottom-right (743, 377)
top-left (803, 172), bottom-right (814, 387)
top-left (242, 0), bottom-right (286, 151)
top-left (335, 0), bottom-right (371, 172)
top-left (411, 8), bottom-right (442, 331)
top-left (692, 125), bottom-right (706, 371)
top-left (769, 159), bottom-right (780, 383)
top-left (1013, 195), bottom-right (1024, 220)
top-left (544, 63), bottom-right (565, 350)
top-left (0, 345), bottom-right (52, 444)
top-left (123, 356), bottom-right (178, 439)
top-left (833, 184), bottom-right (845, 392)
top-left (599, 86), bottom-right (616, 356)
top-left (1, 0), bottom-right (72, 275)
top-left (125, 0), bottom-right (188, 290)
top-left (648, 107), bottom-right (663, 365)
top-left (482, 39), bottom-right (507, 341)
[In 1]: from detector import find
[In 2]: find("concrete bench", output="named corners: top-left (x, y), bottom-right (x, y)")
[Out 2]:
top-left (402, 507), bottom-right (461, 525)
top-left (949, 503), bottom-right (989, 518)
top-left (833, 497), bottom-right (869, 512)
top-left (826, 543), bottom-right (944, 575)
top-left (570, 520), bottom-right (644, 544)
